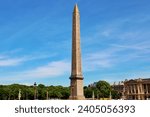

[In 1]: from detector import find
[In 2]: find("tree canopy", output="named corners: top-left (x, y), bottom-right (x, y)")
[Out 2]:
top-left (0, 81), bottom-right (120, 100)
top-left (0, 84), bottom-right (70, 100)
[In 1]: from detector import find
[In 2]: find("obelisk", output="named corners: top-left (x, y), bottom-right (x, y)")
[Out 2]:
top-left (69, 4), bottom-right (85, 100)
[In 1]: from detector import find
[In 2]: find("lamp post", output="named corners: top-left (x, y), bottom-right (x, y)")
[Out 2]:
top-left (109, 91), bottom-right (112, 100)
top-left (46, 88), bottom-right (49, 100)
top-left (92, 91), bottom-right (95, 100)
top-left (121, 81), bottom-right (125, 100)
top-left (34, 82), bottom-right (37, 100)
top-left (18, 89), bottom-right (21, 100)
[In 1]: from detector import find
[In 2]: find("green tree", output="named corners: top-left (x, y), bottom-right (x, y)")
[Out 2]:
top-left (0, 84), bottom-right (69, 100)
top-left (84, 87), bottom-right (93, 98)
top-left (37, 84), bottom-right (47, 100)
top-left (96, 80), bottom-right (111, 98)
top-left (111, 90), bottom-right (122, 99)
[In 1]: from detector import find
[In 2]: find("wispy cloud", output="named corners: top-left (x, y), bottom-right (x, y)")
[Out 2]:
top-left (83, 49), bottom-right (118, 71)
top-left (81, 14), bottom-right (150, 73)
top-left (0, 60), bottom-right (70, 82)
top-left (84, 53), bottom-right (112, 69)
top-left (83, 40), bottom-right (150, 72)
top-left (23, 60), bottom-right (70, 78)
top-left (0, 52), bottom-right (57, 67)
top-left (0, 55), bottom-right (7, 59)
top-left (82, 17), bottom-right (150, 46)
top-left (111, 41), bottom-right (150, 52)
top-left (0, 58), bottom-right (25, 67)
top-left (99, 70), bottom-right (150, 84)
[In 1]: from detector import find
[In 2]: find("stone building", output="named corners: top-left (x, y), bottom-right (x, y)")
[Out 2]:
top-left (124, 78), bottom-right (150, 100)
top-left (112, 82), bottom-right (124, 94)
top-left (111, 82), bottom-right (125, 99)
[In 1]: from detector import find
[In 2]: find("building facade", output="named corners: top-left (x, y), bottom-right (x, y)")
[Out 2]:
top-left (111, 82), bottom-right (124, 99)
top-left (124, 78), bottom-right (150, 100)
top-left (112, 82), bottom-right (124, 94)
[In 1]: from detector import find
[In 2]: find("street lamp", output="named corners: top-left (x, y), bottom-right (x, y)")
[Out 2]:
top-left (34, 82), bottom-right (37, 100)
top-left (18, 89), bottom-right (21, 100)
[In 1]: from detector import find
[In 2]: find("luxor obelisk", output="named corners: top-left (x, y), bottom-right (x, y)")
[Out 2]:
top-left (69, 4), bottom-right (85, 100)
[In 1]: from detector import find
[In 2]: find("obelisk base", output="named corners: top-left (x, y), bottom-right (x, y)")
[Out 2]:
top-left (69, 96), bottom-right (85, 100)
top-left (69, 76), bottom-right (85, 100)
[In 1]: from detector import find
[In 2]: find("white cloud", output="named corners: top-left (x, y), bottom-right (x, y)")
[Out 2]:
top-left (95, 16), bottom-right (150, 42)
top-left (103, 71), bottom-right (150, 83)
top-left (83, 50), bottom-right (116, 71)
top-left (101, 30), bottom-right (112, 37)
top-left (0, 52), bottom-right (56, 67)
top-left (0, 60), bottom-right (70, 82)
top-left (111, 41), bottom-right (150, 51)
top-left (82, 39), bottom-right (150, 72)
top-left (0, 58), bottom-right (25, 66)
top-left (0, 55), bottom-right (7, 59)
top-left (23, 60), bottom-right (70, 78)
top-left (81, 16), bottom-right (150, 71)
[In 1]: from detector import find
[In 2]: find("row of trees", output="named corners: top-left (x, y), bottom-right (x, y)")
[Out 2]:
top-left (0, 81), bottom-right (121, 100)
top-left (84, 80), bottom-right (121, 99)
top-left (0, 84), bottom-right (69, 100)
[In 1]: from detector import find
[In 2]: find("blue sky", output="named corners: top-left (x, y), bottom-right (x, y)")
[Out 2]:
top-left (0, 0), bottom-right (150, 86)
